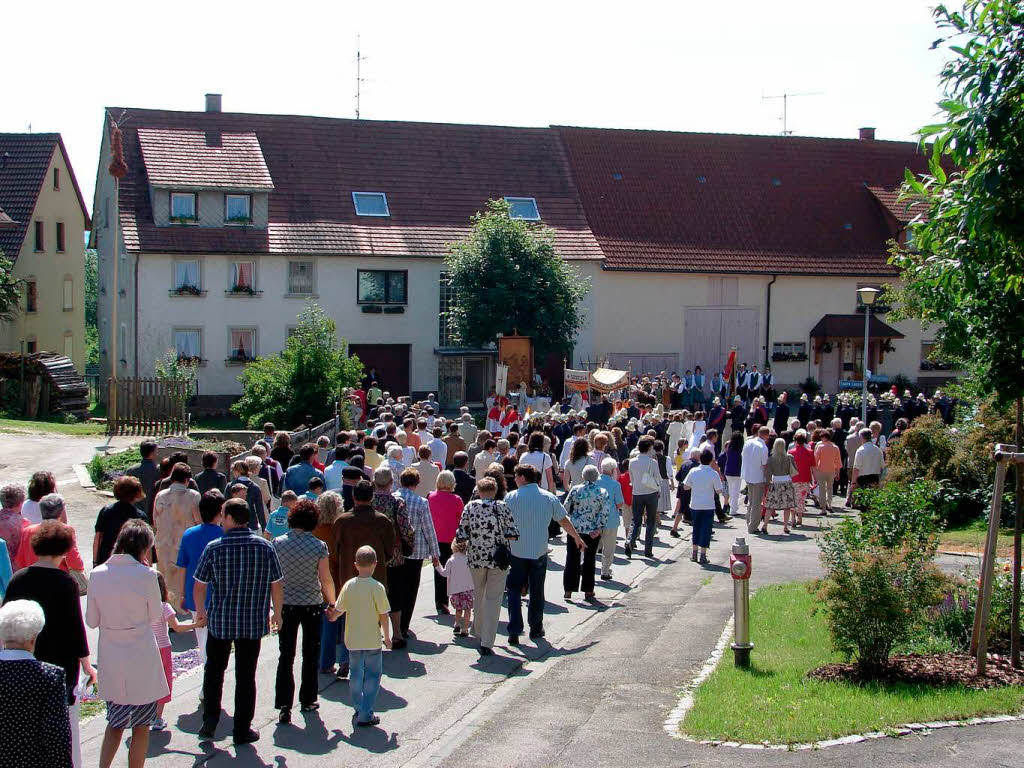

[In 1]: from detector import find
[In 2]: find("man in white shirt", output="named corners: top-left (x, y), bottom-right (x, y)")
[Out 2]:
top-left (741, 426), bottom-right (770, 534)
top-left (559, 424), bottom-right (587, 468)
top-left (458, 411), bottom-right (478, 444)
top-left (427, 427), bottom-right (448, 469)
top-left (627, 437), bottom-right (662, 559)
top-left (850, 428), bottom-right (885, 505)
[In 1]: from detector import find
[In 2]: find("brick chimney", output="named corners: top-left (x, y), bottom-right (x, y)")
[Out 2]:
top-left (205, 93), bottom-right (222, 112)
top-left (858, 126), bottom-right (876, 141)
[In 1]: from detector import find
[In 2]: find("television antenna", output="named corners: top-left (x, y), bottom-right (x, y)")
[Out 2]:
top-left (761, 91), bottom-right (824, 136)
top-left (355, 34), bottom-right (368, 119)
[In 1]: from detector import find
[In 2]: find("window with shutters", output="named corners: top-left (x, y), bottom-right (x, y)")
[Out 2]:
top-left (63, 278), bottom-right (73, 311)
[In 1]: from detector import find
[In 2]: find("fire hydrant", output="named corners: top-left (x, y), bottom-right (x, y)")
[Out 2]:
top-left (730, 537), bottom-right (753, 668)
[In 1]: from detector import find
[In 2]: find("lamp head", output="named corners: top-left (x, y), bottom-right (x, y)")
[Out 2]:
top-left (857, 286), bottom-right (881, 306)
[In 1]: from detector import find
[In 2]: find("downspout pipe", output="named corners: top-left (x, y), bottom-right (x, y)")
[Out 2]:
top-left (765, 274), bottom-right (777, 369)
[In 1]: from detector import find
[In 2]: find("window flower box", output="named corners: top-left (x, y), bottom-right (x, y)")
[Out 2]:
top-left (176, 355), bottom-right (204, 366)
top-left (225, 216), bottom-right (253, 225)
top-left (361, 304), bottom-right (384, 314)
top-left (771, 352), bottom-right (808, 362)
top-left (170, 285), bottom-right (205, 297)
top-left (225, 355), bottom-right (256, 365)
top-left (169, 215), bottom-right (199, 224)
top-left (226, 286), bottom-right (262, 296)
top-left (382, 305), bottom-right (405, 314)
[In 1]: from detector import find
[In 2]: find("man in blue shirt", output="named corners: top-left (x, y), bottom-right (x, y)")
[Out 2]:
top-left (284, 443), bottom-right (325, 495)
top-left (323, 445), bottom-right (350, 491)
top-left (595, 458), bottom-right (627, 581)
top-left (175, 490), bottom-right (224, 662)
top-left (504, 464), bottom-right (585, 645)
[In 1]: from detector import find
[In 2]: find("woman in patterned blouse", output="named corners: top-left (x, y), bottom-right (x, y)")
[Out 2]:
top-left (562, 464), bottom-right (610, 603)
top-left (455, 477), bottom-right (519, 656)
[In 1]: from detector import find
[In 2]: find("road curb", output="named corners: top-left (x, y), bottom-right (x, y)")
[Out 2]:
top-left (73, 463), bottom-right (94, 489)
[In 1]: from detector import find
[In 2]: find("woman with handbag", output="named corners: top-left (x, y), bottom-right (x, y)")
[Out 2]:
top-left (454, 477), bottom-right (519, 656)
top-left (3, 521), bottom-right (95, 768)
top-left (762, 438), bottom-right (799, 535)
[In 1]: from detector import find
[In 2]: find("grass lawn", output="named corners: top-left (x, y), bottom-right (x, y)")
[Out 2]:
top-left (682, 582), bottom-right (1024, 744)
top-left (940, 518), bottom-right (1016, 557)
top-left (0, 417), bottom-right (107, 436)
top-left (189, 414), bottom-right (247, 431)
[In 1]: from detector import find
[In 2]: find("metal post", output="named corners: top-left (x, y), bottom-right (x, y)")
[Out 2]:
top-left (730, 537), bottom-right (753, 668)
top-left (861, 302), bottom-right (870, 424)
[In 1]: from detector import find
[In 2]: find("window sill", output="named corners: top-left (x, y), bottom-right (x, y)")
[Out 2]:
top-left (168, 219), bottom-right (200, 226)
top-left (225, 290), bottom-right (263, 297)
top-left (225, 220), bottom-right (254, 227)
top-left (62, 307), bottom-right (74, 313)
top-left (284, 293), bottom-right (318, 299)
top-left (360, 304), bottom-right (406, 314)
top-left (56, 250), bottom-right (66, 254)
top-left (168, 289), bottom-right (208, 297)
top-left (225, 358), bottom-right (256, 366)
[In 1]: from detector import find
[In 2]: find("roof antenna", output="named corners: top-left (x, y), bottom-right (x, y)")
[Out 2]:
top-left (761, 91), bottom-right (824, 136)
top-left (355, 34), bottom-right (368, 119)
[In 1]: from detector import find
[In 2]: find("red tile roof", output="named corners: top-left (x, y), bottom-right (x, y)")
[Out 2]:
top-left (866, 185), bottom-right (927, 224)
top-left (137, 128), bottom-right (274, 190)
top-left (110, 108), bottom-right (603, 260)
top-left (556, 126), bottom-right (931, 276)
top-left (0, 134), bottom-right (90, 261)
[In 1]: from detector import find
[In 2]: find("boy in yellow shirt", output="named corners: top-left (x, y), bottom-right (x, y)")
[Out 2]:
top-left (328, 545), bottom-right (392, 726)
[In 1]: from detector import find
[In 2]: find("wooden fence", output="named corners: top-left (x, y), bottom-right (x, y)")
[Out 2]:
top-left (106, 377), bottom-right (188, 435)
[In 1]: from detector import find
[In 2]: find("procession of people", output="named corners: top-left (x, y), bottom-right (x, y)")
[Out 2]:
top-left (0, 359), bottom-right (953, 766)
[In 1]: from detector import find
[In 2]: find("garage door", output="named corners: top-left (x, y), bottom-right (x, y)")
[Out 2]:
top-left (605, 353), bottom-right (679, 378)
top-left (349, 344), bottom-right (410, 396)
top-left (684, 308), bottom-right (760, 373)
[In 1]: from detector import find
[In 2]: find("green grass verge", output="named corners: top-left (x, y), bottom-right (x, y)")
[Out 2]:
top-left (682, 582), bottom-right (1024, 744)
top-left (940, 517), bottom-right (1016, 557)
top-left (87, 447), bottom-right (142, 488)
top-left (0, 418), bottom-right (107, 436)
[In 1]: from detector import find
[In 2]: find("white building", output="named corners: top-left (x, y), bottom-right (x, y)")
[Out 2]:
top-left (93, 99), bottom-right (953, 411)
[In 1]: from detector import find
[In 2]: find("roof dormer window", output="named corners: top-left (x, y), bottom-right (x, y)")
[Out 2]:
top-left (170, 192), bottom-right (197, 222)
top-left (504, 197), bottom-right (540, 220)
top-left (352, 191), bottom-right (390, 217)
top-left (225, 194), bottom-right (252, 224)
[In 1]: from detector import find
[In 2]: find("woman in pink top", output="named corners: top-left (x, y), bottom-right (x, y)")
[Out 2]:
top-left (428, 471), bottom-right (465, 614)
top-left (788, 431), bottom-right (815, 526)
top-left (813, 428), bottom-right (842, 514)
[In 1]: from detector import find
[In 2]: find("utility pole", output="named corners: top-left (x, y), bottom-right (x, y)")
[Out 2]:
top-left (761, 91), bottom-right (824, 136)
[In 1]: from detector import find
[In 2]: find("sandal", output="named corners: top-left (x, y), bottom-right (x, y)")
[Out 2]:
top-left (783, 527), bottom-right (791, 534)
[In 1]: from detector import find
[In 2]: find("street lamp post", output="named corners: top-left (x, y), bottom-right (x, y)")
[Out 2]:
top-left (857, 286), bottom-right (880, 424)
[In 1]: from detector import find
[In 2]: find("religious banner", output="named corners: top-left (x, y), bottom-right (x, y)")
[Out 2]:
top-left (589, 367), bottom-right (629, 393)
top-left (498, 335), bottom-right (533, 396)
top-left (495, 363), bottom-right (509, 396)
top-left (564, 368), bottom-right (591, 392)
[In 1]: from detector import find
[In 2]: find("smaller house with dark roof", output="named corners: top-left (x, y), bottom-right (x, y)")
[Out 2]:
top-left (0, 133), bottom-right (90, 371)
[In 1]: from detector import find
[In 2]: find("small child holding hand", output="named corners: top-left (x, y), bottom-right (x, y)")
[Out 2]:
top-left (328, 545), bottom-right (391, 727)
top-left (434, 539), bottom-right (473, 637)
top-left (151, 572), bottom-right (204, 731)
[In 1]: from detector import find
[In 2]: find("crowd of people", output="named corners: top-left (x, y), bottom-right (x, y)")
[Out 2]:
top-left (0, 370), bottom-right (949, 767)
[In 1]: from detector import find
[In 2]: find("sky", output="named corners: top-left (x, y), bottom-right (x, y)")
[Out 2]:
top-left (3, 0), bottom-right (951, 212)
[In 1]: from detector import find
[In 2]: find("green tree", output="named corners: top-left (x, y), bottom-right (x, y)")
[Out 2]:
top-left (444, 199), bottom-right (589, 357)
top-left (891, 0), bottom-right (1024, 667)
top-left (0, 250), bottom-right (20, 322)
top-left (232, 302), bottom-right (363, 429)
top-left (154, 348), bottom-right (198, 419)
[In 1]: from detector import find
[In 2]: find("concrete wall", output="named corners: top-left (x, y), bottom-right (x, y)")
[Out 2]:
top-left (572, 267), bottom-right (941, 391)
top-left (135, 253), bottom-right (445, 396)
top-left (0, 144), bottom-right (87, 371)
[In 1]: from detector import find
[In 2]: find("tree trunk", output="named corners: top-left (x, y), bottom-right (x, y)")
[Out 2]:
top-left (1013, 396), bottom-right (1022, 668)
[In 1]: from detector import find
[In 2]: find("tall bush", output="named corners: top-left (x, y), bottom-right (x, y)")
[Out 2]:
top-left (232, 302), bottom-right (363, 429)
top-left (815, 483), bottom-right (945, 676)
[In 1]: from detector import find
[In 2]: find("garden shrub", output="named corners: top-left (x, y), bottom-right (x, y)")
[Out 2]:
top-left (927, 568), bottom-right (1023, 652)
top-left (815, 484), bottom-right (945, 676)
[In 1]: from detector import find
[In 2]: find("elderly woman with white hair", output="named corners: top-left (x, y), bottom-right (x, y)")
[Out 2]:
top-left (387, 445), bottom-right (406, 490)
top-left (4, 520), bottom-right (94, 767)
top-left (13, 494), bottom-right (87, 586)
top-left (562, 464), bottom-right (610, 602)
top-left (595, 458), bottom-right (627, 581)
top-left (0, 599), bottom-right (74, 767)
top-left (429, 470), bottom-right (465, 613)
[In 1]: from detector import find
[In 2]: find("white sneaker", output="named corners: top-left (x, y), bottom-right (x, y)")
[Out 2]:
top-left (151, 717), bottom-right (167, 731)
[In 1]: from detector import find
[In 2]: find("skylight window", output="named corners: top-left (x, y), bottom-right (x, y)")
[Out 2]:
top-left (504, 197), bottom-right (541, 221)
top-left (352, 192), bottom-right (390, 217)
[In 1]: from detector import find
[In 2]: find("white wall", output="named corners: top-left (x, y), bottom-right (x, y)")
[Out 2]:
top-left (136, 254), bottom-right (444, 395)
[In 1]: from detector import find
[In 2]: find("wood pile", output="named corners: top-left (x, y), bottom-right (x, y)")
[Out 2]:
top-left (0, 352), bottom-right (90, 419)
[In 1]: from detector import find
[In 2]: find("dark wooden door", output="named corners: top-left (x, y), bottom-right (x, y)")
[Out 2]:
top-left (349, 344), bottom-right (411, 396)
